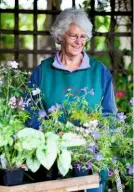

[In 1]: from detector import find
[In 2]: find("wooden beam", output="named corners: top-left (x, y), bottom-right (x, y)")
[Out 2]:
top-left (0, 175), bottom-right (99, 192)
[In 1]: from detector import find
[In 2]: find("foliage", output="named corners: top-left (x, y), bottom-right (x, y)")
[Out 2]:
top-left (0, 62), bottom-right (86, 176)
top-left (0, 60), bottom-right (133, 191)
top-left (0, 61), bottom-right (33, 170)
top-left (26, 86), bottom-right (133, 190)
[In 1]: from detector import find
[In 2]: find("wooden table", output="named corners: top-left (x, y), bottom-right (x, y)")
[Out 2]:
top-left (0, 175), bottom-right (99, 192)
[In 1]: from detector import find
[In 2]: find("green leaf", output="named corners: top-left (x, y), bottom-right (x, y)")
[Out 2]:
top-left (26, 157), bottom-right (40, 173)
top-left (0, 135), bottom-right (8, 147)
top-left (17, 128), bottom-right (45, 140)
top-left (16, 128), bottom-right (45, 150)
top-left (45, 132), bottom-right (59, 142)
top-left (36, 142), bottom-right (57, 170)
top-left (61, 132), bottom-right (86, 147)
top-left (57, 149), bottom-right (71, 176)
top-left (22, 139), bottom-right (42, 150)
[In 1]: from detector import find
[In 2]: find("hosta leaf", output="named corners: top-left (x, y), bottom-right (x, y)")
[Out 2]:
top-left (17, 128), bottom-right (45, 140)
top-left (22, 139), bottom-right (41, 150)
top-left (26, 157), bottom-right (40, 173)
top-left (36, 142), bottom-right (57, 170)
top-left (61, 132), bottom-right (86, 147)
top-left (45, 132), bottom-right (59, 142)
top-left (57, 149), bottom-right (71, 176)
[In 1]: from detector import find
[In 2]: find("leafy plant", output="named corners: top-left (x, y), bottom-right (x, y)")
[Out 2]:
top-left (27, 86), bottom-right (133, 190)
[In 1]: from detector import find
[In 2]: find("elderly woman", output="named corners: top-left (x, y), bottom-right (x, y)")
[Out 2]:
top-left (26, 8), bottom-right (117, 192)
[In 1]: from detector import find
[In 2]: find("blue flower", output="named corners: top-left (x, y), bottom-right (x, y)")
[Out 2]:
top-left (91, 131), bottom-right (100, 140)
top-left (130, 97), bottom-right (134, 106)
top-left (112, 157), bottom-right (117, 163)
top-left (48, 105), bottom-right (56, 113)
top-left (89, 89), bottom-right (95, 95)
top-left (38, 110), bottom-right (47, 118)
top-left (87, 145), bottom-right (98, 154)
top-left (56, 103), bottom-right (62, 109)
top-left (128, 165), bottom-right (134, 175)
top-left (117, 112), bottom-right (126, 122)
top-left (94, 152), bottom-right (103, 161)
top-left (81, 87), bottom-right (88, 93)
top-left (48, 103), bottom-right (62, 113)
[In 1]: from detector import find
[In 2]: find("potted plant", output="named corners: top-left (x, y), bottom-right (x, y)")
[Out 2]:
top-left (28, 88), bottom-right (133, 191)
top-left (0, 61), bottom-right (133, 191)
top-left (0, 61), bottom-right (45, 186)
top-left (0, 62), bottom-right (87, 185)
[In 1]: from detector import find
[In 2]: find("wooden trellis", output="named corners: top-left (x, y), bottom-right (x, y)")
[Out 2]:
top-left (0, 0), bottom-right (133, 71)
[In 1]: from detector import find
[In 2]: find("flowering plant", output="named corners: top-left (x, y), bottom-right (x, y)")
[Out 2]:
top-left (0, 61), bottom-right (133, 191)
top-left (0, 61), bottom-right (38, 170)
top-left (28, 87), bottom-right (133, 191)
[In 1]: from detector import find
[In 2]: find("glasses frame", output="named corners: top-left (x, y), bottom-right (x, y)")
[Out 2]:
top-left (65, 32), bottom-right (89, 41)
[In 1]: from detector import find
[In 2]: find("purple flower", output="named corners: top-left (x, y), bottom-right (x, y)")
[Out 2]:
top-left (56, 103), bottom-right (62, 109)
top-left (117, 112), bottom-right (126, 122)
top-left (18, 97), bottom-right (25, 110)
top-left (94, 152), bottom-right (103, 161)
top-left (91, 131), bottom-right (100, 140)
top-left (89, 89), bottom-right (95, 96)
top-left (48, 103), bottom-right (62, 113)
top-left (112, 157), bottom-right (117, 164)
top-left (38, 110), bottom-right (47, 118)
top-left (87, 161), bottom-right (92, 169)
top-left (130, 97), bottom-right (134, 106)
top-left (81, 87), bottom-right (88, 92)
top-left (87, 145), bottom-right (98, 153)
top-left (76, 163), bottom-right (81, 171)
top-left (48, 105), bottom-right (56, 113)
top-left (108, 170), bottom-right (113, 177)
top-left (8, 96), bottom-right (17, 108)
top-left (128, 165), bottom-right (134, 175)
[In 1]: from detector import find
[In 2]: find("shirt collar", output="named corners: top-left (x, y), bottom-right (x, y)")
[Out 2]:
top-left (52, 50), bottom-right (90, 71)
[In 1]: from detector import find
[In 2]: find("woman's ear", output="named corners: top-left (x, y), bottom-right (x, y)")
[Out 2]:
top-left (57, 35), bottom-right (63, 43)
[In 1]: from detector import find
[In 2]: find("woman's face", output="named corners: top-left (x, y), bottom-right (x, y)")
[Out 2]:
top-left (60, 23), bottom-right (87, 57)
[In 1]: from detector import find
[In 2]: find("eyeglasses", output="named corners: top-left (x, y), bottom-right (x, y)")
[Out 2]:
top-left (66, 32), bottom-right (89, 41)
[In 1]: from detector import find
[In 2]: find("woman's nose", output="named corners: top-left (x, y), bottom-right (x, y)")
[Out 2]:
top-left (75, 37), bottom-right (82, 44)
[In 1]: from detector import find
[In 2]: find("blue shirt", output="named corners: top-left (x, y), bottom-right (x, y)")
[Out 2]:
top-left (26, 51), bottom-right (117, 129)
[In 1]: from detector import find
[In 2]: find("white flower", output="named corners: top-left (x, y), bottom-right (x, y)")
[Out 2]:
top-left (0, 80), bottom-right (3, 86)
top-left (26, 98), bottom-right (32, 106)
top-left (79, 127), bottom-right (85, 133)
top-left (85, 129), bottom-right (90, 134)
top-left (75, 127), bottom-right (80, 131)
top-left (7, 61), bottom-right (19, 69)
top-left (32, 88), bottom-right (41, 96)
top-left (83, 122), bottom-right (89, 127)
top-left (89, 120), bottom-right (98, 128)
